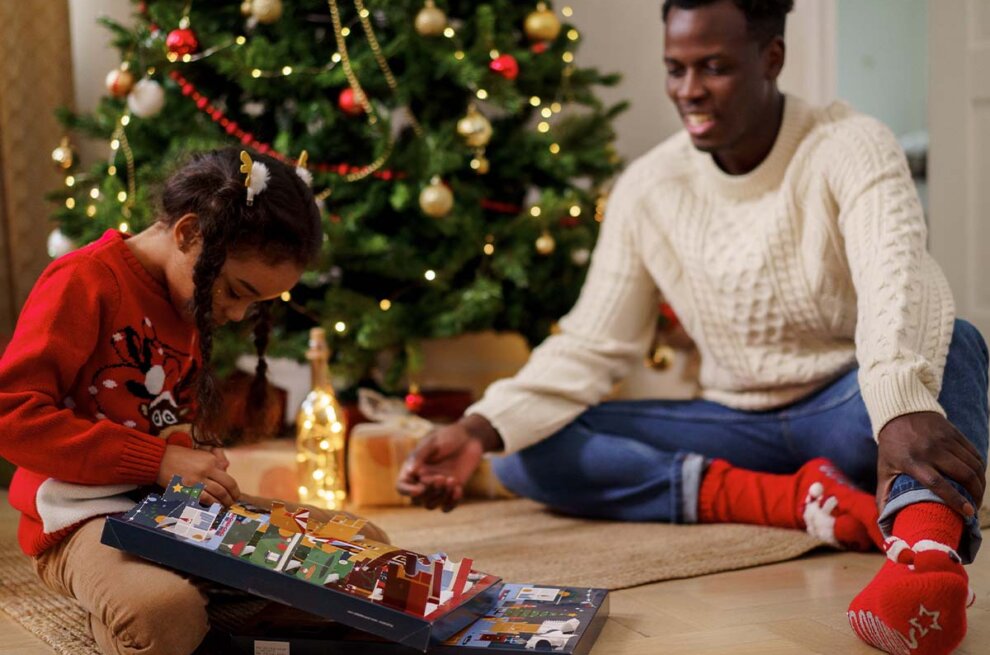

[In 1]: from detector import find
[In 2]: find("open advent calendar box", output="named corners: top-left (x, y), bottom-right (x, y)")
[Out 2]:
top-left (101, 477), bottom-right (609, 653)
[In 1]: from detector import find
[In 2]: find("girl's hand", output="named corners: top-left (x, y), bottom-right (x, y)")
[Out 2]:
top-left (156, 444), bottom-right (241, 507)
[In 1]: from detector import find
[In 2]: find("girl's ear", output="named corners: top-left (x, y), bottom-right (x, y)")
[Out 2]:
top-left (173, 213), bottom-right (201, 253)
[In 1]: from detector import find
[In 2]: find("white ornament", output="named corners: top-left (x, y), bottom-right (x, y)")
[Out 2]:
top-left (126, 79), bottom-right (165, 118)
top-left (570, 247), bottom-right (590, 266)
top-left (296, 166), bottom-right (313, 187)
top-left (242, 100), bottom-right (266, 118)
top-left (47, 228), bottom-right (75, 259)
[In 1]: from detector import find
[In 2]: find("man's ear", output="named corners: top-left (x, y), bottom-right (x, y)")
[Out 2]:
top-left (173, 213), bottom-right (201, 253)
top-left (763, 36), bottom-right (785, 81)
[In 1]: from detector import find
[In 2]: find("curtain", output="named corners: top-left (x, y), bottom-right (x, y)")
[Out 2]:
top-left (0, 0), bottom-right (74, 335)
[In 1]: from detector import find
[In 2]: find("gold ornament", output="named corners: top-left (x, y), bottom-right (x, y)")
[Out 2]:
top-left (648, 344), bottom-right (675, 370)
top-left (415, 0), bottom-right (447, 37)
top-left (457, 104), bottom-right (493, 148)
top-left (470, 155), bottom-right (490, 175)
top-left (105, 66), bottom-right (135, 98)
top-left (535, 230), bottom-right (556, 255)
top-left (251, 0), bottom-right (283, 23)
top-left (51, 137), bottom-right (74, 170)
top-left (419, 176), bottom-right (454, 218)
top-left (524, 2), bottom-right (561, 42)
top-left (240, 1), bottom-right (253, 16)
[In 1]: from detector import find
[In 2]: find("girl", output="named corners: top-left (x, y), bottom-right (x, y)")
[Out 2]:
top-left (0, 148), bottom-right (324, 654)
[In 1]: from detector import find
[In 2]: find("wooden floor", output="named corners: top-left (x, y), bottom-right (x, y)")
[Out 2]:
top-left (1, 492), bottom-right (989, 654)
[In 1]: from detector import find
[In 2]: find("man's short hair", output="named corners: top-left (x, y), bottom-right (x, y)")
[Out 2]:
top-left (661, 0), bottom-right (795, 45)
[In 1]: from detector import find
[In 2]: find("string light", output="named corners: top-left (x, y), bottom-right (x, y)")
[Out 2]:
top-left (483, 243), bottom-right (495, 255)
top-left (538, 121), bottom-right (550, 133)
top-left (108, 165), bottom-right (117, 175)
top-left (551, 102), bottom-right (563, 113)
top-left (476, 89), bottom-right (489, 100)
top-left (570, 205), bottom-right (582, 217)
top-left (379, 299), bottom-right (391, 310)
top-left (424, 269), bottom-right (437, 281)
top-left (562, 52), bottom-right (574, 63)
top-left (235, 35), bottom-right (247, 45)
top-left (489, 49), bottom-right (500, 59)
top-left (117, 191), bottom-right (127, 202)
top-left (281, 291), bottom-right (292, 302)
top-left (334, 321), bottom-right (347, 333)
top-left (65, 176), bottom-right (75, 187)
top-left (530, 206), bottom-right (542, 217)
top-left (549, 143), bottom-right (561, 154)
top-left (541, 108), bottom-right (553, 118)
top-left (110, 139), bottom-right (120, 150)
top-left (86, 205), bottom-right (97, 217)
top-left (251, 69), bottom-right (262, 78)
top-left (282, 66), bottom-right (293, 75)
top-left (89, 188), bottom-right (100, 199)
top-left (340, 26), bottom-right (351, 37)
top-left (119, 222), bottom-right (129, 232)
top-left (331, 53), bottom-right (342, 63)
top-left (443, 27), bottom-right (455, 38)
top-left (562, 6), bottom-right (574, 17)
top-left (65, 198), bottom-right (75, 209)
top-left (568, 29), bottom-right (580, 40)
top-left (454, 50), bottom-right (465, 60)
top-left (530, 96), bottom-right (542, 106)
top-left (120, 115), bottom-right (131, 126)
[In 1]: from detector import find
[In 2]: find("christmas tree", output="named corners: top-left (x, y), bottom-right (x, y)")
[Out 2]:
top-left (51, 0), bottom-right (625, 393)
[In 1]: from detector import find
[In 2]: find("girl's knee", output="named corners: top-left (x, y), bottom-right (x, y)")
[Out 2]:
top-left (100, 577), bottom-right (208, 655)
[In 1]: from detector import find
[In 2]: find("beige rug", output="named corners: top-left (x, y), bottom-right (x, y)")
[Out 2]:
top-left (2, 499), bottom-right (987, 655)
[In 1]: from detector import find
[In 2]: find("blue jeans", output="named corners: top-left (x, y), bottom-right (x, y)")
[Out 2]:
top-left (492, 319), bottom-right (989, 563)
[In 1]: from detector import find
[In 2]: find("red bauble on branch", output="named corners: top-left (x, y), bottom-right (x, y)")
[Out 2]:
top-left (338, 88), bottom-right (366, 117)
top-left (489, 54), bottom-right (519, 80)
top-left (166, 28), bottom-right (199, 56)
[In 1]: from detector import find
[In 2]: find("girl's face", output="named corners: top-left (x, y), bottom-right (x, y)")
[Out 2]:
top-left (166, 215), bottom-right (304, 325)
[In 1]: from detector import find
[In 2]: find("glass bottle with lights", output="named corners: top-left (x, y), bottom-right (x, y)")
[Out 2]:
top-left (296, 327), bottom-right (348, 509)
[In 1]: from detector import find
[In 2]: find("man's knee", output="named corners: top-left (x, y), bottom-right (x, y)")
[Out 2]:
top-left (950, 319), bottom-right (989, 367)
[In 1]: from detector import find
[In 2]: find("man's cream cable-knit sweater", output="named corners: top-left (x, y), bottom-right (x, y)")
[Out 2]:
top-left (469, 95), bottom-right (955, 455)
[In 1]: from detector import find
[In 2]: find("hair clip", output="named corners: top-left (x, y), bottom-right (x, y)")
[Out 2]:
top-left (239, 150), bottom-right (270, 206)
top-left (295, 150), bottom-right (313, 187)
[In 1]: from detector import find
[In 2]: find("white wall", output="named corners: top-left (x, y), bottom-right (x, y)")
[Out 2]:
top-left (836, 0), bottom-right (927, 137)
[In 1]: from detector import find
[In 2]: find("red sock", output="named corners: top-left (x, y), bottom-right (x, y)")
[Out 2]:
top-left (698, 457), bottom-right (883, 551)
top-left (848, 503), bottom-right (972, 655)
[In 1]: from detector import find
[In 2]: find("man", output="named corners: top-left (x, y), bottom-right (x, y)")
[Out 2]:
top-left (398, 1), bottom-right (989, 653)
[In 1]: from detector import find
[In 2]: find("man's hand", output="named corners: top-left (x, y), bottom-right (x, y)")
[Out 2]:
top-left (157, 444), bottom-right (241, 507)
top-left (877, 411), bottom-right (986, 517)
top-left (396, 414), bottom-right (502, 512)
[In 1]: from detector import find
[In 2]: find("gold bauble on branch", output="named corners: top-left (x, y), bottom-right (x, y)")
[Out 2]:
top-left (251, 0), bottom-right (283, 24)
top-left (535, 229), bottom-right (556, 255)
top-left (524, 2), bottom-right (561, 42)
top-left (456, 104), bottom-right (493, 148)
top-left (105, 66), bottom-right (135, 98)
top-left (51, 137), bottom-right (75, 170)
top-left (419, 176), bottom-right (454, 218)
top-left (415, 0), bottom-right (447, 37)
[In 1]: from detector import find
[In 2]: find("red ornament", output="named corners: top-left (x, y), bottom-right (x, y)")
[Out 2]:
top-left (530, 42), bottom-right (549, 54)
top-left (405, 391), bottom-right (425, 413)
top-left (166, 28), bottom-right (199, 56)
top-left (338, 88), bottom-right (366, 117)
top-left (489, 54), bottom-right (520, 80)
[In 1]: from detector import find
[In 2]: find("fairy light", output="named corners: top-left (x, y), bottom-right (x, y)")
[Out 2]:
top-left (562, 6), bottom-right (574, 17)
top-left (65, 176), bottom-right (75, 187)
top-left (489, 49), bottom-right (500, 59)
top-left (117, 191), bottom-right (128, 202)
top-left (538, 121), bottom-right (551, 133)
top-left (331, 53), bottom-right (342, 63)
top-left (424, 269), bottom-right (437, 281)
top-left (110, 139), bottom-right (120, 150)
top-left (86, 205), bottom-right (97, 217)
top-left (530, 96), bottom-right (541, 106)
top-left (562, 52), bottom-right (574, 63)
top-left (251, 69), bottom-right (262, 78)
top-left (568, 29), bottom-right (580, 40)
top-left (65, 198), bottom-right (75, 209)
top-left (182, 54), bottom-right (192, 63)
top-left (476, 89), bottom-right (489, 100)
top-left (454, 50), bottom-right (465, 60)
top-left (167, 52), bottom-right (178, 63)
top-left (108, 165), bottom-right (117, 175)
top-left (541, 107), bottom-right (553, 118)
top-left (443, 27), bottom-right (455, 38)
top-left (379, 299), bottom-right (391, 310)
top-left (282, 66), bottom-right (293, 75)
top-left (483, 243), bottom-right (495, 255)
top-left (334, 321), bottom-right (347, 333)
top-left (89, 188), bottom-right (100, 199)
top-left (120, 115), bottom-right (131, 126)
top-left (313, 469), bottom-right (326, 481)
top-left (235, 35), bottom-right (247, 45)
top-left (340, 26), bottom-right (351, 37)
top-left (119, 222), bottom-right (129, 233)
top-left (280, 291), bottom-right (292, 302)
top-left (359, 8), bottom-right (370, 17)
top-left (551, 102), bottom-right (562, 113)
top-left (530, 206), bottom-right (542, 217)
top-left (549, 143), bottom-right (561, 154)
